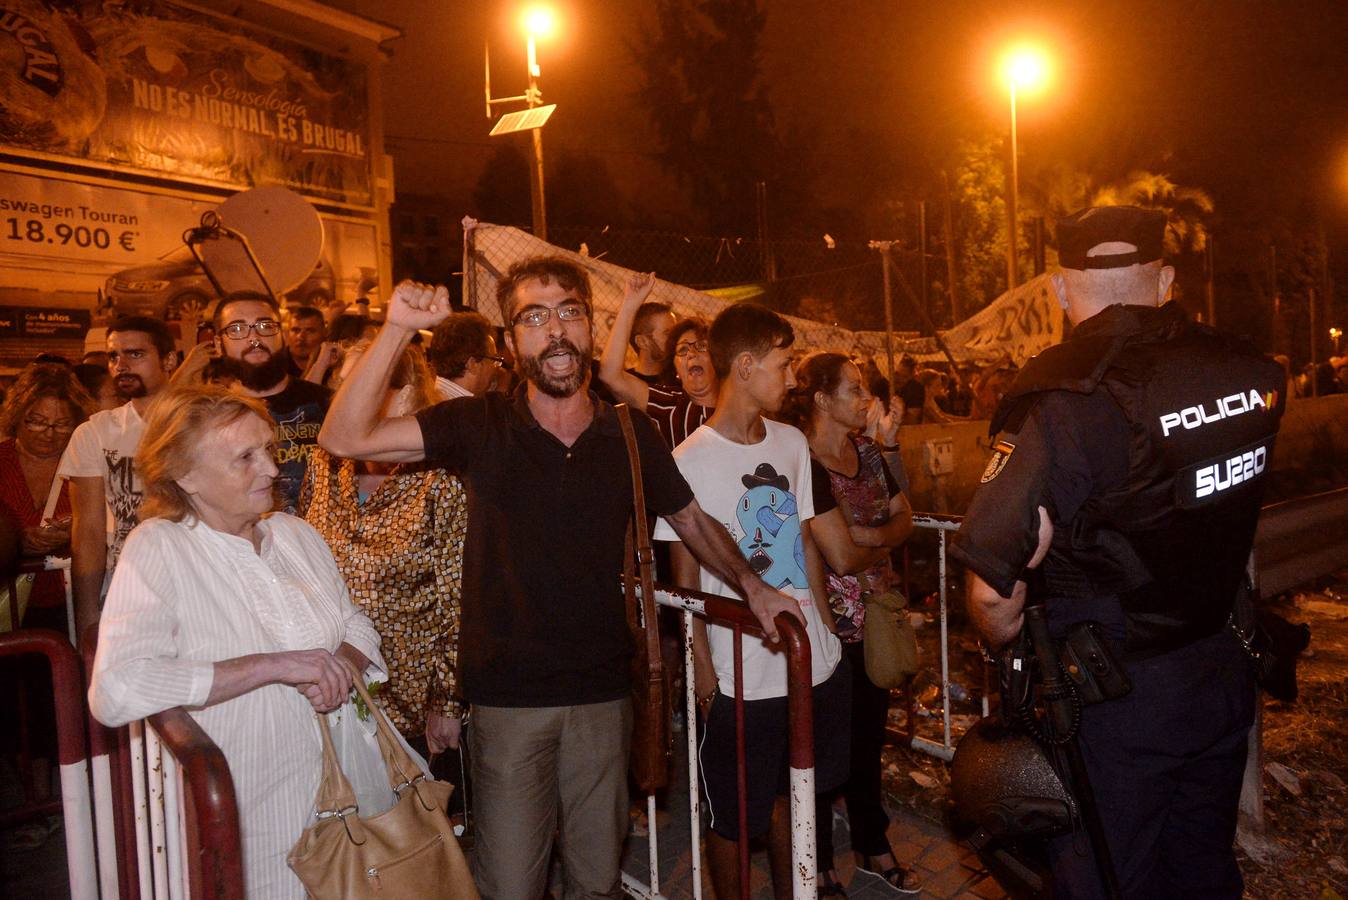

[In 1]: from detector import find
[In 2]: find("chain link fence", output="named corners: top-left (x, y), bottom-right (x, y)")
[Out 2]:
top-left (543, 225), bottom-right (938, 335)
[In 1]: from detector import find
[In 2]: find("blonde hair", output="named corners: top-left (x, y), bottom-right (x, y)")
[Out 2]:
top-left (137, 386), bottom-right (273, 523)
top-left (338, 340), bottom-right (439, 414)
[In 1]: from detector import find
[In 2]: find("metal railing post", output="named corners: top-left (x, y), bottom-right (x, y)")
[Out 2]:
top-left (0, 629), bottom-right (98, 899)
top-left (625, 581), bottom-right (814, 900)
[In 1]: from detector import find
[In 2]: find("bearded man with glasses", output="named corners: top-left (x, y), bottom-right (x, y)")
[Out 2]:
top-left (212, 291), bottom-right (331, 514)
top-left (321, 255), bottom-right (804, 900)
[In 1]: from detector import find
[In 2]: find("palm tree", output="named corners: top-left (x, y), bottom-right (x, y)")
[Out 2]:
top-left (1091, 171), bottom-right (1215, 257)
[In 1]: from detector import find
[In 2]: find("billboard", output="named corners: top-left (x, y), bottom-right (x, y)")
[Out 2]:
top-left (0, 0), bottom-right (374, 207)
top-left (0, 167), bottom-right (377, 324)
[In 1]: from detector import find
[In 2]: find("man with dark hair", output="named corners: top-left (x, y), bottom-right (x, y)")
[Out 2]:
top-left (952, 206), bottom-right (1285, 896)
top-left (320, 256), bottom-right (802, 900)
top-left (652, 301), bottom-right (846, 900)
top-left (600, 274), bottom-right (717, 448)
top-left (214, 291), bottom-right (330, 514)
top-left (627, 299), bottom-right (676, 386)
top-left (427, 311), bottom-right (502, 400)
top-left (59, 315), bottom-right (177, 637)
top-left (284, 305), bottom-right (326, 376)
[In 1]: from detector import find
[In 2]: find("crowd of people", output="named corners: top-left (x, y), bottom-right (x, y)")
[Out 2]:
top-left (0, 204), bottom-right (1290, 899)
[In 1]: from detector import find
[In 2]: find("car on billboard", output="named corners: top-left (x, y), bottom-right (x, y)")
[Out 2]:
top-left (103, 255), bottom-right (336, 320)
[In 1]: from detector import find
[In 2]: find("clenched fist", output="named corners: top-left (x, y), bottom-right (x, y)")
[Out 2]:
top-left (386, 280), bottom-right (451, 332)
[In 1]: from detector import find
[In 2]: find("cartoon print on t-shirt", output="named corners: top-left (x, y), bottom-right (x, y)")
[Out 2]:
top-left (735, 463), bottom-right (808, 590)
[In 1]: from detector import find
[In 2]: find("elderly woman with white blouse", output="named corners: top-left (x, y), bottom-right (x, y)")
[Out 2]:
top-left (89, 386), bottom-right (385, 899)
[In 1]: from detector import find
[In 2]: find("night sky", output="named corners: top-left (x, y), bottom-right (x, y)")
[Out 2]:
top-left (326, 0), bottom-right (1348, 338)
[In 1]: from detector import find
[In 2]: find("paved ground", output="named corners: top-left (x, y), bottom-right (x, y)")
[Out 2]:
top-left (619, 732), bottom-right (1008, 899)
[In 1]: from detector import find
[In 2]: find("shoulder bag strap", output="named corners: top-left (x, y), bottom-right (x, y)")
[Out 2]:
top-left (616, 405), bottom-right (662, 676)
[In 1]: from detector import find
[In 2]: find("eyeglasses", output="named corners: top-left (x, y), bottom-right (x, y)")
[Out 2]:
top-left (512, 303), bottom-right (589, 328)
top-left (221, 320), bottom-right (282, 340)
top-left (673, 339), bottom-right (710, 358)
top-left (475, 355), bottom-right (507, 368)
top-left (23, 417), bottom-right (75, 434)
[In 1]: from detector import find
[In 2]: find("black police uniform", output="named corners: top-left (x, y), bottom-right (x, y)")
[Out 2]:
top-left (950, 300), bottom-right (1285, 898)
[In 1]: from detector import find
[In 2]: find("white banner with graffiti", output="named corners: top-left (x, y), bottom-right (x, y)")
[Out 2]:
top-left (464, 221), bottom-right (1063, 372)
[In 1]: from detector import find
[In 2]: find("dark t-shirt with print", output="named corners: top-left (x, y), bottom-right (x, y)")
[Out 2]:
top-left (264, 378), bottom-right (331, 514)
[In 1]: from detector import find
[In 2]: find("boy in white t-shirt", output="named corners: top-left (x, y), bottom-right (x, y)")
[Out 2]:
top-left (653, 303), bottom-right (848, 900)
top-left (59, 316), bottom-right (176, 639)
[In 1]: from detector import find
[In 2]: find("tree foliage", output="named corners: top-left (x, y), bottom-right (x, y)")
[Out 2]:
top-left (630, 0), bottom-right (785, 235)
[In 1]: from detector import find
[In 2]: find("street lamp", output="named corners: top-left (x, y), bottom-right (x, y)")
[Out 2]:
top-left (485, 7), bottom-right (558, 240)
top-left (1001, 45), bottom-right (1050, 289)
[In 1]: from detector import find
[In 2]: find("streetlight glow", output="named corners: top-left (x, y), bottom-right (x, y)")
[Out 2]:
top-left (523, 6), bottom-right (556, 39)
top-left (1003, 45), bottom-right (1050, 94)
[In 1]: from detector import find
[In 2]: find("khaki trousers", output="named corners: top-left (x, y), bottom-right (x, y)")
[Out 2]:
top-left (469, 698), bottom-right (632, 900)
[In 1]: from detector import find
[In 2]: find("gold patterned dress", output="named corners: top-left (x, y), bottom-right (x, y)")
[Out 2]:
top-left (301, 447), bottom-right (469, 735)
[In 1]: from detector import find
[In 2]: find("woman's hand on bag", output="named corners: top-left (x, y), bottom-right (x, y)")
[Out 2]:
top-left (273, 649), bottom-right (352, 713)
top-left (425, 712), bottom-right (461, 754)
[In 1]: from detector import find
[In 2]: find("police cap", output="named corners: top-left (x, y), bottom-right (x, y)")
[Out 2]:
top-left (1057, 205), bottom-right (1166, 270)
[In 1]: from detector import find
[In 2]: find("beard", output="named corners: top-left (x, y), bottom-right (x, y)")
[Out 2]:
top-left (219, 345), bottom-right (289, 392)
top-left (518, 336), bottom-right (590, 399)
top-left (114, 375), bottom-right (147, 400)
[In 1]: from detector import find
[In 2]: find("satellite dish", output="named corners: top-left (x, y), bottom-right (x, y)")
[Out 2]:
top-left (198, 186), bottom-right (324, 298)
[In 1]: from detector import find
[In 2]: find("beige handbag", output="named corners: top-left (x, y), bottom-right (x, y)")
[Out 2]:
top-left (831, 488), bottom-right (918, 689)
top-left (287, 666), bottom-right (478, 899)
top-left (859, 573), bottom-right (919, 689)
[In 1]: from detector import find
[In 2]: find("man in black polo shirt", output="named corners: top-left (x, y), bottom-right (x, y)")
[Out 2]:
top-left (321, 256), bottom-right (801, 900)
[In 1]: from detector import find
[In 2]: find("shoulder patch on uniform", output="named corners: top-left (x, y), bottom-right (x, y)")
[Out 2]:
top-left (981, 440), bottom-right (1016, 483)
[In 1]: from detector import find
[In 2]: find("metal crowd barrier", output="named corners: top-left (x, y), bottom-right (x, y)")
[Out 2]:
top-left (0, 629), bottom-right (98, 898)
top-left (903, 511), bottom-right (972, 762)
top-left (623, 582), bottom-right (816, 900)
top-left (78, 628), bottom-right (244, 900)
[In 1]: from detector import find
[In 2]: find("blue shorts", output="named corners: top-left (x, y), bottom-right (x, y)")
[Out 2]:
top-left (697, 658), bottom-right (851, 840)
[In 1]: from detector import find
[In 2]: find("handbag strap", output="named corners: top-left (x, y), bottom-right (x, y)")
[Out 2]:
top-left (616, 405), bottom-right (662, 677)
top-left (313, 661), bottom-right (426, 816)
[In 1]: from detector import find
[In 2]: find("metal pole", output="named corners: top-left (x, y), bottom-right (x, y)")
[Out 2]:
top-left (1206, 237), bottom-right (1216, 326)
top-left (526, 35), bottom-right (547, 241)
top-left (942, 170), bottom-right (961, 323)
top-left (1007, 82), bottom-right (1020, 290)
top-left (918, 201), bottom-right (930, 325)
top-left (1310, 287), bottom-right (1318, 383)
top-left (878, 243), bottom-right (896, 377)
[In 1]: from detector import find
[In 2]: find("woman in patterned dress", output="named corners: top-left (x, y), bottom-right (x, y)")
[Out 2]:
top-left (301, 344), bottom-right (469, 762)
top-left (783, 352), bottom-right (921, 896)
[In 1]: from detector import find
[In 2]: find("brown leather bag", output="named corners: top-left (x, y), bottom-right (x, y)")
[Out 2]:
top-left (287, 665), bottom-right (478, 898)
top-left (617, 404), bottom-right (672, 793)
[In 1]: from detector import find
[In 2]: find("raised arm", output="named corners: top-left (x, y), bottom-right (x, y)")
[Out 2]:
top-left (319, 281), bottom-right (448, 463)
top-left (598, 272), bottom-right (656, 410)
top-left (664, 497), bottom-right (804, 643)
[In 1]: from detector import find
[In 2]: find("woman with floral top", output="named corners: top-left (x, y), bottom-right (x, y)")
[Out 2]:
top-left (301, 344), bottom-right (469, 760)
top-left (783, 352), bottom-right (920, 896)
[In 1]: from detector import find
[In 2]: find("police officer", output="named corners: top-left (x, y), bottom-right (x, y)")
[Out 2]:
top-left (950, 206), bottom-right (1285, 898)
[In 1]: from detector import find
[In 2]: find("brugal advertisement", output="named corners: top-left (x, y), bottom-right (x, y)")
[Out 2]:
top-left (0, 0), bottom-right (374, 207)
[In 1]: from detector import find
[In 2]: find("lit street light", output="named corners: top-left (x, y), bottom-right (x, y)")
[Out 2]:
top-left (1001, 44), bottom-right (1050, 289)
top-left (485, 7), bottom-right (558, 240)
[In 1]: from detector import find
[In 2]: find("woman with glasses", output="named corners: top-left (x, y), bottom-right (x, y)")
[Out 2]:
top-left (0, 363), bottom-right (97, 628)
top-left (599, 272), bottom-right (718, 448)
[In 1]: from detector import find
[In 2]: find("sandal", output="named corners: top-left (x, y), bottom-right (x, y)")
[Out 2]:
top-left (855, 853), bottom-right (922, 894)
top-left (817, 869), bottom-right (848, 898)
